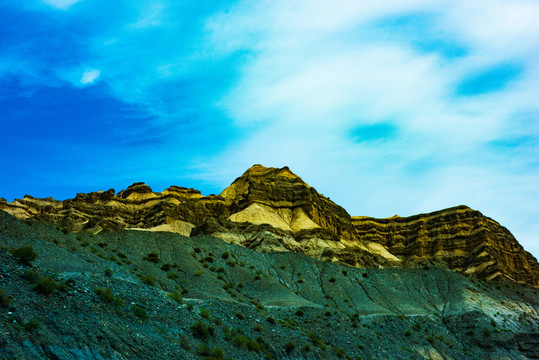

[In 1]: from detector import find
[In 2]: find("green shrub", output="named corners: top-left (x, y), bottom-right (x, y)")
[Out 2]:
top-left (249, 299), bottom-right (265, 310)
top-left (0, 289), bottom-right (12, 308)
top-left (24, 269), bottom-right (40, 283)
top-left (167, 291), bottom-right (183, 304)
top-left (10, 245), bottom-right (38, 264)
top-left (295, 309), bottom-right (304, 317)
top-left (143, 252), bottom-right (160, 263)
top-left (161, 263), bottom-right (171, 271)
top-left (221, 251), bottom-right (229, 260)
top-left (178, 335), bottom-right (190, 350)
top-left (235, 312), bottom-right (245, 320)
top-left (279, 264), bottom-right (286, 270)
top-left (194, 270), bottom-right (203, 276)
top-left (405, 330), bottom-right (411, 336)
top-left (223, 282), bottom-right (234, 290)
top-left (266, 316), bottom-right (276, 324)
top-left (95, 287), bottom-right (125, 306)
top-left (23, 319), bottom-right (40, 331)
top-left (285, 342), bottom-right (295, 354)
top-left (196, 343), bottom-right (224, 359)
top-left (104, 269), bottom-right (113, 277)
top-left (33, 277), bottom-right (56, 295)
top-left (341, 269), bottom-right (348, 276)
top-left (426, 336), bottom-right (434, 344)
top-left (141, 276), bottom-right (155, 286)
top-left (194, 247), bottom-right (201, 253)
top-left (131, 305), bottom-right (148, 319)
top-left (191, 321), bottom-right (214, 340)
top-left (483, 328), bottom-right (492, 337)
top-left (200, 308), bottom-right (210, 319)
top-left (224, 328), bottom-right (263, 352)
top-left (329, 277), bottom-right (336, 283)
top-left (167, 272), bottom-right (179, 279)
top-left (334, 347), bottom-right (346, 358)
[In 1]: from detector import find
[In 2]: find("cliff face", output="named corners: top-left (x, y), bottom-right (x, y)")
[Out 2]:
top-left (1, 164), bottom-right (538, 287)
top-left (352, 206), bottom-right (539, 286)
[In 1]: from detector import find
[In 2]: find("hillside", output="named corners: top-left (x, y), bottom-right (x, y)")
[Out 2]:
top-left (1, 211), bottom-right (538, 359)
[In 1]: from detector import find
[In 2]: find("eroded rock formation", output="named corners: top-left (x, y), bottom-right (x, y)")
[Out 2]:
top-left (1, 164), bottom-right (538, 286)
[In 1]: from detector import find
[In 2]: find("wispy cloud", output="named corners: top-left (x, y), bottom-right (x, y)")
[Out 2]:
top-left (80, 68), bottom-right (100, 85)
top-left (42, 0), bottom-right (83, 10)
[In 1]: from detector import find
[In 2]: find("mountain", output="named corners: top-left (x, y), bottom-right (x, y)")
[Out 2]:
top-left (2, 164), bottom-right (537, 287)
top-left (1, 211), bottom-right (538, 359)
top-left (1, 165), bottom-right (539, 359)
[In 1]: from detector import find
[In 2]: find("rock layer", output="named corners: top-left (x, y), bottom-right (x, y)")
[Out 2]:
top-left (1, 164), bottom-right (538, 286)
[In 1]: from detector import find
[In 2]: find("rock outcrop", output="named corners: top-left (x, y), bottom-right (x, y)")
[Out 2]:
top-left (1, 164), bottom-right (538, 287)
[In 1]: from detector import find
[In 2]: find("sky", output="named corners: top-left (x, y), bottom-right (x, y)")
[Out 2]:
top-left (1, 0), bottom-right (538, 257)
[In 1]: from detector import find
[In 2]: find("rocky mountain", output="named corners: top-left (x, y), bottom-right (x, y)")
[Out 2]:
top-left (1, 164), bottom-right (538, 288)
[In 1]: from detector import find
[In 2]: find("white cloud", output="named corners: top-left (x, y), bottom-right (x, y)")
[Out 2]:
top-left (80, 69), bottom-right (101, 85)
top-left (196, 0), bottom-right (539, 257)
top-left (42, 0), bottom-right (83, 10)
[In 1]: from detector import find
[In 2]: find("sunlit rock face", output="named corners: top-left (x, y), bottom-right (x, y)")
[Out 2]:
top-left (1, 164), bottom-right (538, 286)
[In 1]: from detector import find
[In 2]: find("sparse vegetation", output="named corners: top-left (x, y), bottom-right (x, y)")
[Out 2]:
top-left (191, 321), bottom-right (214, 340)
top-left (143, 252), bottom-right (160, 263)
top-left (200, 308), bottom-right (210, 319)
top-left (141, 275), bottom-right (156, 286)
top-left (33, 276), bottom-right (57, 295)
top-left (224, 328), bottom-right (264, 352)
top-left (0, 289), bottom-right (12, 308)
top-left (196, 343), bottom-right (224, 359)
top-left (285, 341), bottom-right (295, 354)
top-left (167, 291), bottom-right (183, 304)
top-left (23, 319), bottom-right (40, 331)
top-left (131, 304), bottom-right (148, 319)
top-left (10, 245), bottom-right (38, 264)
top-left (94, 287), bottom-right (125, 306)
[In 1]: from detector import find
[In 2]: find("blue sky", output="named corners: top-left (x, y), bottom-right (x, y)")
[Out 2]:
top-left (1, 0), bottom-right (538, 257)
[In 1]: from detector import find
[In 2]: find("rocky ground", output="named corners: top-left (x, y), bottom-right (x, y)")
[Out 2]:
top-left (1, 210), bottom-right (538, 359)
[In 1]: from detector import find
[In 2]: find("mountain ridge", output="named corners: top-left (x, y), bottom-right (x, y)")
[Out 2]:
top-left (1, 164), bottom-right (538, 287)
